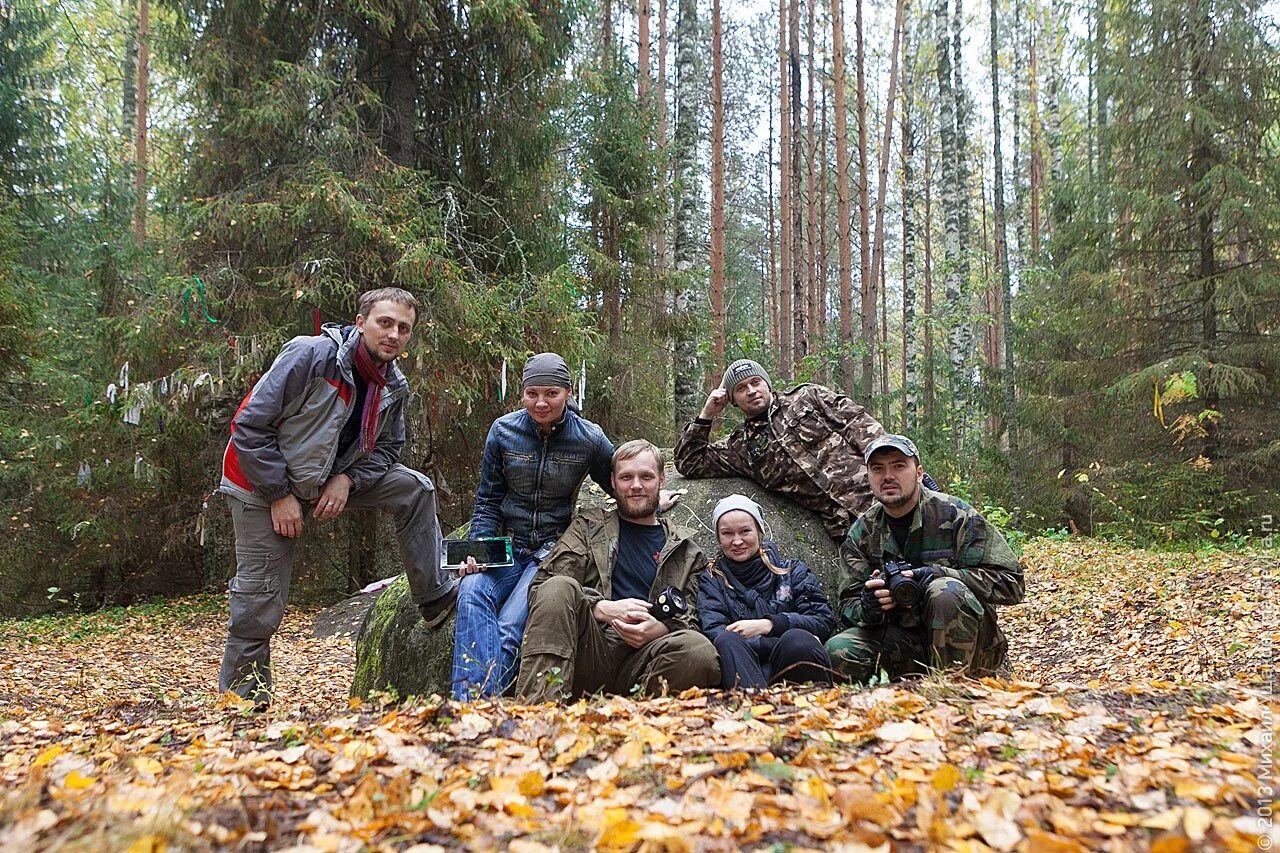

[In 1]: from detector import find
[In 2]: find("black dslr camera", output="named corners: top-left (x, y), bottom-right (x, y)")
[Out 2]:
top-left (882, 560), bottom-right (927, 607)
top-left (651, 586), bottom-right (688, 620)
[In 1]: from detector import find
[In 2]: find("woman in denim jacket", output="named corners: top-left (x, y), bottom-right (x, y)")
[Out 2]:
top-left (451, 353), bottom-right (615, 699)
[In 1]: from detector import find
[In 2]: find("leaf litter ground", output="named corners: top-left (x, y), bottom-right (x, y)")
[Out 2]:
top-left (0, 539), bottom-right (1273, 851)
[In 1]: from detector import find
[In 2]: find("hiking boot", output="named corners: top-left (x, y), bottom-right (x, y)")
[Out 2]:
top-left (418, 585), bottom-right (458, 629)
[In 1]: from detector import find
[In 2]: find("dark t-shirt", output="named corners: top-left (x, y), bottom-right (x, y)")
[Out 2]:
top-left (336, 371), bottom-right (369, 459)
top-left (886, 510), bottom-right (913, 555)
top-left (613, 518), bottom-right (665, 601)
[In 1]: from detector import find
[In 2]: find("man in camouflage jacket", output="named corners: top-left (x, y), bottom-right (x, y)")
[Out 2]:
top-left (676, 359), bottom-right (938, 540)
top-left (826, 434), bottom-right (1024, 682)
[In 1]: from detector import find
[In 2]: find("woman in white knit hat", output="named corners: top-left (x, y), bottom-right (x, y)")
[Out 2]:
top-left (699, 494), bottom-right (836, 689)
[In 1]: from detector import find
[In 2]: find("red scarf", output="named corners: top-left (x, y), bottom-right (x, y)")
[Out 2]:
top-left (354, 340), bottom-right (390, 455)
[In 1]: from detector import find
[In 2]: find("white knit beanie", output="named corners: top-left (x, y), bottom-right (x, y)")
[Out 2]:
top-left (711, 494), bottom-right (766, 533)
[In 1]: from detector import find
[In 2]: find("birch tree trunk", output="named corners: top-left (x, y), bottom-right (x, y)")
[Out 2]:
top-left (768, 91), bottom-right (779, 352)
top-left (672, 0), bottom-right (702, 425)
top-left (990, 0), bottom-right (1019, 508)
top-left (902, 26), bottom-right (918, 431)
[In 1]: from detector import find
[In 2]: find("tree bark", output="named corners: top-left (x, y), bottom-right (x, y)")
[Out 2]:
top-left (639, 0), bottom-right (652, 98)
top-left (672, 0), bottom-right (702, 426)
top-left (133, 0), bottom-right (149, 247)
top-left (831, 0), bottom-right (854, 390)
top-left (709, 0), bottom-right (726, 383)
top-left (902, 25), bottom-right (917, 430)
top-left (656, 0), bottom-right (670, 271)
top-left (779, 0), bottom-right (794, 376)
top-left (790, 0), bottom-right (807, 367)
top-left (806, 0), bottom-right (819, 351)
top-left (855, 0), bottom-right (872, 397)
top-left (923, 113), bottom-right (935, 434)
top-left (868, 0), bottom-right (909, 395)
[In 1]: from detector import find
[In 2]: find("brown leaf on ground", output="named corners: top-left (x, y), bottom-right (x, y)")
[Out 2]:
top-left (0, 540), bottom-right (1274, 850)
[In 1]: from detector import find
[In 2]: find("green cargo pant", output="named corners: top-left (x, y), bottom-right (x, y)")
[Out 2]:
top-left (516, 575), bottom-right (720, 703)
top-left (825, 576), bottom-right (1008, 683)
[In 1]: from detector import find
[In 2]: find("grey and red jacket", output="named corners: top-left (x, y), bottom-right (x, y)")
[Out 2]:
top-left (219, 324), bottom-right (410, 508)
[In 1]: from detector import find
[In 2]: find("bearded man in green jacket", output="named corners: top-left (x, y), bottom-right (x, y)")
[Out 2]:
top-left (516, 440), bottom-right (719, 702)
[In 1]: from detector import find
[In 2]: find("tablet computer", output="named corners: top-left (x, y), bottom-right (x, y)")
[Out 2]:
top-left (441, 537), bottom-right (514, 571)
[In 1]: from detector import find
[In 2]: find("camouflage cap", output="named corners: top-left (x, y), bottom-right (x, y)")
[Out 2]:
top-left (864, 433), bottom-right (921, 463)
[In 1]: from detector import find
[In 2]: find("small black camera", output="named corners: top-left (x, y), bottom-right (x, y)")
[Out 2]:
top-left (883, 560), bottom-right (926, 607)
top-left (651, 586), bottom-right (688, 620)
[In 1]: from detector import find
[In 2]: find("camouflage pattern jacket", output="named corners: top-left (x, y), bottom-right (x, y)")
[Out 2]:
top-left (835, 487), bottom-right (1025, 651)
top-left (674, 384), bottom-right (885, 539)
top-left (527, 507), bottom-right (707, 635)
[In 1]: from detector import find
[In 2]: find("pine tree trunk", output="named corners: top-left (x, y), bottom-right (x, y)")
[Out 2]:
top-left (819, 44), bottom-right (829, 361)
top-left (779, 0), bottom-right (794, 376)
top-left (1190, 0), bottom-right (1218, 461)
top-left (709, 0), bottom-right (726, 383)
top-left (805, 0), bottom-right (819, 352)
top-left (656, 0), bottom-right (670, 271)
top-left (639, 0), bottom-right (652, 98)
top-left (831, 0), bottom-right (854, 390)
top-left (855, 0), bottom-right (872, 397)
top-left (790, 0), bottom-right (806, 368)
top-left (818, 50), bottom-right (829, 364)
top-left (990, 0), bottom-right (1018, 510)
top-left (902, 25), bottom-right (917, 431)
top-left (122, 0), bottom-right (137, 157)
top-left (1028, 29), bottom-right (1043, 255)
top-left (868, 0), bottom-right (909, 379)
top-left (672, 0), bottom-right (701, 426)
top-left (603, 0), bottom-right (613, 54)
top-left (133, 0), bottom-right (149, 247)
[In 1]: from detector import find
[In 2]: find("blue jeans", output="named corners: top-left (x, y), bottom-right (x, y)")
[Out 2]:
top-left (451, 552), bottom-right (539, 700)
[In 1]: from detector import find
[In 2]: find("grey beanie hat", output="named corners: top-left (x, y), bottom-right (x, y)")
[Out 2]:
top-left (711, 494), bottom-right (766, 533)
top-left (522, 352), bottom-right (572, 389)
top-left (721, 359), bottom-right (771, 401)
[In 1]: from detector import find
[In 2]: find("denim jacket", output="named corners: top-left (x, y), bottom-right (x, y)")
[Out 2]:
top-left (469, 407), bottom-right (614, 552)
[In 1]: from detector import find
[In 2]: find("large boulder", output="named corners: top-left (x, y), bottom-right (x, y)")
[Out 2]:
top-left (351, 471), bottom-right (845, 700)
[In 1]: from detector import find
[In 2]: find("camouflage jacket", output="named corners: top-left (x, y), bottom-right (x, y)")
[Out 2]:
top-left (674, 384), bottom-right (885, 539)
top-left (835, 487), bottom-right (1024, 638)
top-left (527, 507), bottom-right (707, 634)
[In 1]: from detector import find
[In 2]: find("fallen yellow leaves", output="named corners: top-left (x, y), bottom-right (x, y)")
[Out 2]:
top-left (0, 541), bottom-right (1275, 850)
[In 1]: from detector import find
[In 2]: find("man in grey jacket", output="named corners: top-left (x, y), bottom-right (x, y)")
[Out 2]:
top-left (217, 287), bottom-right (455, 707)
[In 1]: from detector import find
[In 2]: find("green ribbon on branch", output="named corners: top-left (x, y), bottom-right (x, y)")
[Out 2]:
top-left (181, 276), bottom-right (220, 325)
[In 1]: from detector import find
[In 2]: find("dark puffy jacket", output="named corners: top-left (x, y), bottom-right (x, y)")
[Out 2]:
top-left (698, 543), bottom-right (837, 643)
top-left (469, 407), bottom-right (613, 552)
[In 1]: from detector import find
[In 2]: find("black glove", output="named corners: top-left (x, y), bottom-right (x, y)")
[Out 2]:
top-left (909, 565), bottom-right (938, 590)
top-left (860, 582), bottom-right (887, 625)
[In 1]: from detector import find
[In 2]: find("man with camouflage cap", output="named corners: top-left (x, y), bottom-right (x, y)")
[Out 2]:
top-left (675, 359), bottom-right (936, 540)
top-left (825, 434), bottom-right (1024, 682)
